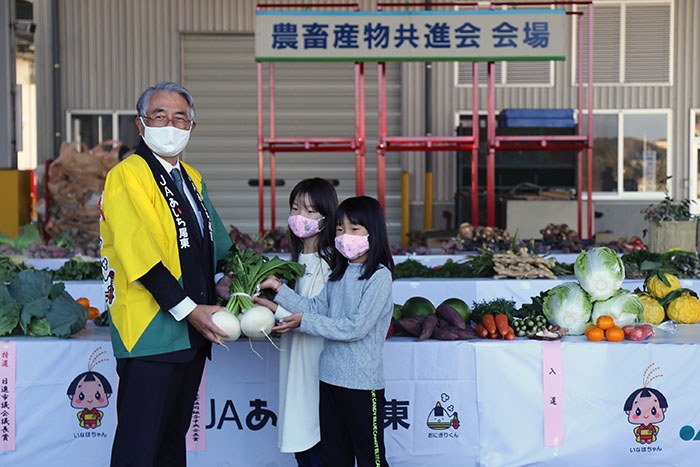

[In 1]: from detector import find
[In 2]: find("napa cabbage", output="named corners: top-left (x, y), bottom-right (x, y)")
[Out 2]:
top-left (542, 282), bottom-right (593, 336)
top-left (574, 247), bottom-right (625, 301)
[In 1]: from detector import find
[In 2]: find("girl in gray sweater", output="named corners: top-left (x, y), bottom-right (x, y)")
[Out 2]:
top-left (257, 196), bottom-right (394, 467)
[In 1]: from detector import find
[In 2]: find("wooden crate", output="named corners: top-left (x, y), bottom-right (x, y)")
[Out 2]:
top-left (648, 220), bottom-right (697, 253)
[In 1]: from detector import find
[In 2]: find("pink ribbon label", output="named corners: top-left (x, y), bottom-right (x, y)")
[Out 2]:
top-left (186, 365), bottom-right (206, 451)
top-left (0, 341), bottom-right (16, 451)
top-left (542, 340), bottom-right (564, 446)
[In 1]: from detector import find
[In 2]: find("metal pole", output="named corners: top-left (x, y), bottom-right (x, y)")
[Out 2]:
top-left (256, 61), bottom-right (265, 234)
top-left (471, 60), bottom-right (479, 226)
top-left (486, 61), bottom-right (496, 227)
top-left (423, 0), bottom-right (433, 230)
top-left (576, 11), bottom-right (584, 237)
top-left (269, 62), bottom-right (276, 231)
top-left (377, 62), bottom-right (386, 209)
top-left (587, 3), bottom-right (594, 239)
top-left (0, 1), bottom-right (17, 168)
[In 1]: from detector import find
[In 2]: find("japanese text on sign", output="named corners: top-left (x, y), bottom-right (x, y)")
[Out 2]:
top-left (256, 10), bottom-right (566, 61)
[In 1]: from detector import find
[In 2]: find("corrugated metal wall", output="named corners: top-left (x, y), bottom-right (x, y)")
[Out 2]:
top-left (405, 0), bottom-right (700, 205)
top-left (40, 0), bottom-right (700, 220)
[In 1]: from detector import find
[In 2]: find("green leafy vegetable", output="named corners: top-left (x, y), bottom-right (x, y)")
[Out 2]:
top-left (19, 297), bottom-right (51, 333)
top-left (13, 224), bottom-right (42, 252)
top-left (222, 244), bottom-right (306, 316)
top-left (26, 317), bottom-right (52, 337)
top-left (51, 258), bottom-right (102, 281)
top-left (542, 282), bottom-right (593, 335)
top-left (1, 269), bottom-right (89, 338)
top-left (0, 284), bottom-right (21, 336)
top-left (0, 253), bottom-right (28, 282)
top-left (469, 298), bottom-right (517, 324)
top-left (9, 269), bottom-right (53, 305)
top-left (46, 291), bottom-right (89, 337)
top-left (574, 247), bottom-right (625, 301)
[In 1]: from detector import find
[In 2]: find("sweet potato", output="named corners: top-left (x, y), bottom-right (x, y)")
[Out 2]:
top-left (416, 315), bottom-right (438, 341)
top-left (452, 326), bottom-right (477, 340)
top-left (436, 304), bottom-right (467, 330)
top-left (431, 326), bottom-right (460, 340)
top-left (399, 316), bottom-right (426, 337)
top-left (495, 313), bottom-right (509, 337)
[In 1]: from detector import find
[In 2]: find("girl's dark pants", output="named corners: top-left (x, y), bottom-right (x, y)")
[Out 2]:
top-left (319, 381), bottom-right (389, 467)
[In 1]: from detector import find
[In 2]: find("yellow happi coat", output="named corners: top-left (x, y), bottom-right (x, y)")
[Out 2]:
top-left (100, 153), bottom-right (231, 358)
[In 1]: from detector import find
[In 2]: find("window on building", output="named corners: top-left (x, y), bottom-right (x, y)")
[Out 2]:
top-left (66, 111), bottom-right (140, 158)
top-left (575, 1), bottom-right (672, 85)
top-left (456, 59), bottom-right (552, 87)
top-left (581, 111), bottom-right (670, 197)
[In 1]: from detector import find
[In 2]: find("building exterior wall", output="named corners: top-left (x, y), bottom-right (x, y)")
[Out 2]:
top-left (35, 0), bottom-right (700, 238)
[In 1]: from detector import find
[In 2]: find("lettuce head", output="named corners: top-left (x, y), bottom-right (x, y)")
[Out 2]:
top-left (591, 290), bottom-right (644, 327)
top-left (543, 282), bottom-right (593, 335)
top-left (574, 247), bottom-right (625, 301)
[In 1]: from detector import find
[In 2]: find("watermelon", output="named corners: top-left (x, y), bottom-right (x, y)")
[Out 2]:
top-left (401, 296), bottom-right (435, 317)
top-left (439, 298), bottom-right (470, 322)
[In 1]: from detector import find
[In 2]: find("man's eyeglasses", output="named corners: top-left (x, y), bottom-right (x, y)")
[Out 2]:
top-left (143, 115), bottom-right (192, 130)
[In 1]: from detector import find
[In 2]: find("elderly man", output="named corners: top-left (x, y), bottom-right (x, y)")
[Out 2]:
top-left (100, 82), bottom-right (232, 466)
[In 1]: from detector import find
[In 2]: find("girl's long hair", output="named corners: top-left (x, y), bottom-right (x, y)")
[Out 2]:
top-left (329, 196), bottom-right (395, 282)
top-left (288, 178), bottom-right (338, 268)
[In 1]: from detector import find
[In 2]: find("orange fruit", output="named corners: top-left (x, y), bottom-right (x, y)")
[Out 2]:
top-left (88, 307), bottom-right (101, 320)
top-left (605, 326), bottom-right (625, 342)
top-left (586, 326), bottom-right (605, 341)
top-left (585, 324), bottom-right (597, 335)
top-left (596, 315), bottom-right (615, 331)
top-left (77, 297), bottom-right (90, 309)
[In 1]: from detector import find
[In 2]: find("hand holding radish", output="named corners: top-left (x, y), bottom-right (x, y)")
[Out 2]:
top-left (253, 294), bottom-right (278, 313)
top-left (272, 312), bottom-right (303, 333)
top-left (186, 304), bottom-right (229, 343)
top-left (215, 271), bottom-right (234, 300)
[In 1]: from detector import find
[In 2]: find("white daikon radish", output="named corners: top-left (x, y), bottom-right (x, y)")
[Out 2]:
top-left (239, 305), bottom-right (281, 359)
top-left (240, 306), bottom-right (276, 339)
top-left (211, 311), bottom-right (241, 342)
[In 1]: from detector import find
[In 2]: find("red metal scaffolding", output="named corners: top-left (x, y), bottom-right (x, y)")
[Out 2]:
top-left (256, 3), bottom-right (365, 233)
top-left (256, 1), bottom-right (594, 238)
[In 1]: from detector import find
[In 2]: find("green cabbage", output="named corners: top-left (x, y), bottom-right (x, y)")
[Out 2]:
top-left (543, 282), bottom-right (593, 335)
top-left (591, 290), bottom-right (644, 327)
top-left (574, 247), bottom-right (625, 301)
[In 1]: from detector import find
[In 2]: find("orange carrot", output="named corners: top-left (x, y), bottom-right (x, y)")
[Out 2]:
top-left (504, 328), bottom-right (515, 340)
top-left (474, 323), bottom-right (488, 338)
top-left (482, 314), bottom-right (497, 336)
top-left (495, 313), bottom-right (509, 336)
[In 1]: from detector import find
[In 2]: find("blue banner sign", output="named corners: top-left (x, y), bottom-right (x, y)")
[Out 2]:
top-left (255, 10), bottom-right (567, 62)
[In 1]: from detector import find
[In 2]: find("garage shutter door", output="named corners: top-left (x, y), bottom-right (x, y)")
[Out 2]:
top-left (182, 34), bottom-right (402, 242)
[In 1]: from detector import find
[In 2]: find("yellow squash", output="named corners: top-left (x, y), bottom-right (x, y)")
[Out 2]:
top-left (645, 272), bottom-right (681, 300)
top-left (666, 293), bottom-right (700, 324)
top-left (637, 292), bottom-right (665, 325)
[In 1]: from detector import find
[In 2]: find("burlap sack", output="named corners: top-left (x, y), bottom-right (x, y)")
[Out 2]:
top-left (47, 140), bottom-right (122, 249)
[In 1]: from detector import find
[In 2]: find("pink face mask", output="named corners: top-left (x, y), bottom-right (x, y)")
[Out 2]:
top-left (288, 214), bottom-right (324, 238)
top-left (335, 234), bottom-right (370, 260)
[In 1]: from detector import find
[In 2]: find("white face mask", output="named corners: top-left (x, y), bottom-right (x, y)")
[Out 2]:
top-left (140, 117), bottom-right (191, 158)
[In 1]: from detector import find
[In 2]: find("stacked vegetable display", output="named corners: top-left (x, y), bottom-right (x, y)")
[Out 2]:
top-left (637, 271), bottom-right (700, 324)
top-left (394, 297), bottom-right (476, 341)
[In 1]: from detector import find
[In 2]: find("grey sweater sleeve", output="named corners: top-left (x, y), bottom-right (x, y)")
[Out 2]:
top-left (301, 268), bottom-right (392, 342)
top-left (274, 282), bottom-right (330, 317)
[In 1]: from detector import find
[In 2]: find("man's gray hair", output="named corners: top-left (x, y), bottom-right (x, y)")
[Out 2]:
top-left (136, 82), bottom-right (196, 120)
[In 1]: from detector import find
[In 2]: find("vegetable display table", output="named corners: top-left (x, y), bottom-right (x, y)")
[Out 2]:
top-left (2, 325), bottom-right (700, 466)
top-left (391, 277), bottom-right (699, 307)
